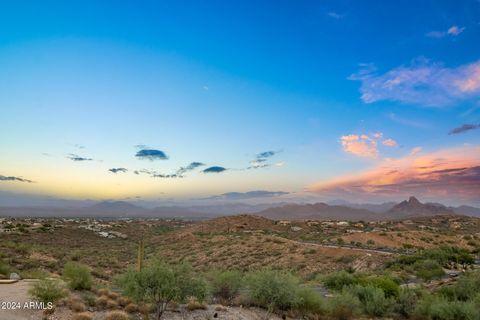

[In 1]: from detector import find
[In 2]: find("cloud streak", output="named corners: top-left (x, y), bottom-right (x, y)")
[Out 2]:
top-left (203, 166), bottom-right (227, 173)
top-left (449, 123), bottom-right (480, 135)
top-left (67, 154), bottom-right (93, 161)
top-left (426, 25), bottom-right (465, 38)
top-left (310, 145), bottom-right (480, 202)
top-left (205, 190), bottom-right (289, 200)
top-left (249, 150), bottom-right (281, 169)
top-left (135, 149), bottom-right (168, 161)
top-left (176, 162), bottom-right (205, 175)
top-left (0, 175), bottom-right (34, 183)
top-left (134, 162), bottom-right (206, 178)
top-left (350, 58), bottom-right (480, 107)
top-left (109, 168), bottom-right (128, 174)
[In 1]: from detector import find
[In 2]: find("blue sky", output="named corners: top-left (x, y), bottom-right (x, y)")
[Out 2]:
top-left (1, 0), bottom-right (479, 205)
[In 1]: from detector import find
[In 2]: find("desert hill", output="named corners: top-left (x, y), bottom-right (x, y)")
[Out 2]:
top-left (256, 202), bottom-right (381, 221)
top-left (256, 197), bottom-right (465, 221)
top-left (386, 196), bottom-right (455, 218)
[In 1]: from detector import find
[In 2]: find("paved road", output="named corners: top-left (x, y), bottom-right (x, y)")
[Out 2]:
top-left (301, 242), bottom-right (396, 255)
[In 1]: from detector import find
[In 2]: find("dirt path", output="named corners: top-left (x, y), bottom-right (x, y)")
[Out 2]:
top-left (0, 280), bottom-right (43, 320)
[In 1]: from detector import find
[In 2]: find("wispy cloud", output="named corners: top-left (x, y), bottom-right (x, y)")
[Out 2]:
top-left (134, 162), bottom-right (205, 178)
top-left (248, 150), bottom-right (281, 169)
top-left (350, 58), bottom-right (480, 107)
top-left (152, 173), bottom-right (182, 178)
top-left (176, 162), bottom-right (205, 175)
top-left (447, 25), bottom-right (465, 36)
top-left (67, 154), bottom-right (93, 161)
top-left (256, 151), bottom-right (277, 160)
top-left (203, 166), bottom-right (227, 173)
top-left (387, 113), bottom-right (429, 128)
top-left (340, 133), bottom-right (397, 158)
top-left (383, 138), bottom-right (397, 147)
top-left (135, 149), bottom-right (168, 161)
top-left (310, 145), bottom-right (480, 202)
top-left (426, 25), bottom-right (465, 38)
top-left (0, 175), bottom-right (34, 183)
top-left (327, 12), bottom-right (344, 19)
top-left (410, 147), bottom-right (422, 156)
top-left (449, 123), bottom-right (480, 135)
top-left (204, 190), bottom-right (289, 200)
top-left (109, 168), bottom-right (128, 174)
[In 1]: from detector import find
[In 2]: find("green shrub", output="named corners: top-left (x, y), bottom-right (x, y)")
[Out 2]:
top-left (323, 271), bottom-right (358, 291)
top-left (118, 259), bottom-right (207, 320)
top-left (363, 275), bottom-right (400, 298)
top-left (437, 270), bottom-right (480, 301)
top-left (414, 296), bottom-right (478, 320)
top-left (394, 288), bottom-right (422, 317)
top-left (414, 259), bottom-right (445, 281)
top-left (246, 269), bottom-right (300, 311)
top-left (348, 284), bottom-right (392, 317)
top-left (28, 278), bottom-right (66, 303)
top-left (209, 270), bottom-right (243, 303)
top-left (296, 287), bottom-right (324, 315)
top-left (0, 261), bottom-right (11, 276)
top-left (63, 261), bottom-right (93, 290)
top-left (327, 290), bottom-right (361, 320)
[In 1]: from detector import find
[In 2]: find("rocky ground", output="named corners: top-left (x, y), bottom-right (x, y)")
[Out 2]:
top-left (0, 281), bottom-right (289, 320)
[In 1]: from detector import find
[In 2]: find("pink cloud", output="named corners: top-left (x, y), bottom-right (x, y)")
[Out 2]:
top-left (425, 25), bottom-right (465, 38)
top-left (340, 134), bottom-right (378, 158)
top-left (350, 59), bottom-right (480, 107)
top-left (456, 63), bottom-right (480, 92)
top-left (382, 139), bottom-right (397, 147)
top-left (309, 145), bottom-right (480, 203)
top-left (410, 147), bottom-right (422, 156)
top-left (447, 25), bottom-right (465, 36)
top-left (340, 132), bottom-right (397, 158)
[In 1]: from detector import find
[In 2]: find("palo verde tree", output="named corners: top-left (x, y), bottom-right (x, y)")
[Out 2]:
top-left (117, 258), bottom-right (207, 320)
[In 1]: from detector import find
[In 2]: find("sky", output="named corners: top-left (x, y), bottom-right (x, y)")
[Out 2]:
top-left (0, 0), bottom-right (479, 206)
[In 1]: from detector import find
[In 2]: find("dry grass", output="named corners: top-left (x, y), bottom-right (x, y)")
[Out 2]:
top-left (95, 295), bottom-right (108, 308)
top-left (105, 310), bottom-right (129, 320)
top-left (186, 297), bottom-right (207, 311)
top-left (117, 296), bottom-right (130, 307)
top-left (124, 303), bottom-right (138, 313)
top-left (106, 299), bottom-right (119, 309)
top-left (72, 312), bottom-right (94, 320)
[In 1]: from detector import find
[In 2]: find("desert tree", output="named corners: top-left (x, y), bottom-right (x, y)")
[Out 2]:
top-left (118, 258), bottom-right (207, 320)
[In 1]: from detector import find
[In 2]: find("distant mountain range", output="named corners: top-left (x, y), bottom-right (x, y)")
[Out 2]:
top-left (256, 202), bottom-right (380, 221)
top-left (0, 197), bottom-right (479, 220)
top-left (0, 201), bottom-right (278, 219)
top-left (256, 197), bottom-right (478, 221)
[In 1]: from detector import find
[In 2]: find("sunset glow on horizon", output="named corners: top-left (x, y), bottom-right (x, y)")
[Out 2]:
top-left (1, 1), bottom-right (479, 206)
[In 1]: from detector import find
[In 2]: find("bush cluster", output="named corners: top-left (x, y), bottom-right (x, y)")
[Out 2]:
top-left (322, 268), bottom-right (480, 319)
top-left (63, 261), bottom-right (93, 290)
top-left (28, 278), bottom-right (66, 303)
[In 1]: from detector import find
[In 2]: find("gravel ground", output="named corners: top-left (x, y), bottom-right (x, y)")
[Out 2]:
top-left (0, 281), bottom-right (289, 320)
